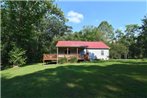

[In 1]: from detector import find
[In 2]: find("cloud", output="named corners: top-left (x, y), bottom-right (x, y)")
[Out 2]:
top-left (67, 11), bottom-right (84, 23)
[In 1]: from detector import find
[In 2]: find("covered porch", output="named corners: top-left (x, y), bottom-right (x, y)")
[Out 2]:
top-left (43, 46), bottom-right (88, 64)
top-left (57, 47), bottom-right (86, 62)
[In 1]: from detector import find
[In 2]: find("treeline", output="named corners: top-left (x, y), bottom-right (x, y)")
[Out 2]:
top-left (1, 1), bottom-right (147, 67)
top-left (54, 19), bottom-right (147, 59)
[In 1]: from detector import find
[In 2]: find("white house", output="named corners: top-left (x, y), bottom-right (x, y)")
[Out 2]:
top-left (56, 41), bottom-right (110, 60)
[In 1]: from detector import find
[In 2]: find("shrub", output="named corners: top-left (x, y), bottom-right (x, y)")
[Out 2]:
top-left (9, 46), bottom-right (27, 67)
top-left (58, 57), bottom-right (67, 64)
top-left (69, 57), bottom-right (78, 63)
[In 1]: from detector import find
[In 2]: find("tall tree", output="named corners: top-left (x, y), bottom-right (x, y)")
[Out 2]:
top-left (137, 16), bottom-right (147, 58)
top-left (114, 29), bottom-right (124, 41)
top-left (110, 42), bottom-right (128, 59)
top-left (124, 24), bottom-right (140, 58)
top-left (98, 21), bottom-right (114, 42)
top-left (81, 26), bottom-right (105, 41)
top-left (1, 1), bottom-right (69, 66)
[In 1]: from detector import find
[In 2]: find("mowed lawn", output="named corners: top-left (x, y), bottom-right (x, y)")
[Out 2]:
top-left (1, 60), bottom-right (147, 98)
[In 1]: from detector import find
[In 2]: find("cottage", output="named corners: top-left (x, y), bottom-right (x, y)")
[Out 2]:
top-left (43, 41), bottom-right (109, 63)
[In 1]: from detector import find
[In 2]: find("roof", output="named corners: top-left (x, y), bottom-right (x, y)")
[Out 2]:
top-left (56, 41), bottom-right (109, 49)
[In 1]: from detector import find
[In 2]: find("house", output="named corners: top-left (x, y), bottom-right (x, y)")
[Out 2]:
top-left (43, 41), bottom-right (110, 63)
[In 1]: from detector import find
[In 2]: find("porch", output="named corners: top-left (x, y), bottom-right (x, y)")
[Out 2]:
top-left (43, 47), bottom-right (88, 63)
top-left (43, 54), bottom-right (84, 63)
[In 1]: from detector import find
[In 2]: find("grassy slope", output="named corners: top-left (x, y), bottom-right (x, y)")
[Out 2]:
top-left (1, 60), bottom-right (147, 98)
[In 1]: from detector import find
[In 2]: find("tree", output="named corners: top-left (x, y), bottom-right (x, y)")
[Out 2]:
top-left (114, 29), bottom-right (124, 41)
top-left (55, 25), bottom-right (106, 42)
top-left (80, 26), bottom-right (105, 41)
top-left (110, 42), bottom-right (128, 59)
top-left (1, 1), bottom-right (69, 66)
top-left (137, 16), bottom-right (147, 58)
top-left (98, 21), bottom-right (114, 42)
top-left (124, 24), bottom-right (140, 58)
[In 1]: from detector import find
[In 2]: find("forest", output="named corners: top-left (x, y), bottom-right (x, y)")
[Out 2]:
top-left (1, 1), bottom-right (147, 67)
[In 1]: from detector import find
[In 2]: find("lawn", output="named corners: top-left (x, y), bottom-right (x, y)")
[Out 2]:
top-left (1, 59), bottom-right (147, 98)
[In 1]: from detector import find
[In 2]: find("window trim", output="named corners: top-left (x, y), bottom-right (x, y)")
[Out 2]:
top-left (101, 50), bottom-right (104, 55)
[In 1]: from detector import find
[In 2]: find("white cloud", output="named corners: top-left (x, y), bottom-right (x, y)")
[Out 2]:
top-left (67, 11), bottom-right (84, 23)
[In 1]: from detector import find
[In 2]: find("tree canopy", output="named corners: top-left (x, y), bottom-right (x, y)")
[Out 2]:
top-left (1, 1), bottom-right (70, 66)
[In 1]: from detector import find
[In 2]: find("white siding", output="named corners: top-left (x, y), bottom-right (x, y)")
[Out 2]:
top-left (84, 49), bottom-right (109, 60)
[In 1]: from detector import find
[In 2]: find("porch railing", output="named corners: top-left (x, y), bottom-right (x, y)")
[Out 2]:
top-left (43, 54), bottom-right (84, 62)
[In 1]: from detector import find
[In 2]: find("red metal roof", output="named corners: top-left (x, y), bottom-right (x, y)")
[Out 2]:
top-left (56, 41), bottom-right (109, 49)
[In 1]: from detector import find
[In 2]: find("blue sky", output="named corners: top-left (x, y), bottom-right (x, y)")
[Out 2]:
top-left (55, 0), bottom-right (147, 32)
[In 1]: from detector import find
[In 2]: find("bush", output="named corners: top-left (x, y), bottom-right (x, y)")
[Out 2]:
top-left (9, 46), bottom-right (27, 67)
top-left (69, 57), bottom-right (78, 63)
top-left (58, 57), bottom-right (67, 64)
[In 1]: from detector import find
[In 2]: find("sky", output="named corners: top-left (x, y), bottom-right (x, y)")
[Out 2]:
top-left (55, 0), bottom-right (147, 32)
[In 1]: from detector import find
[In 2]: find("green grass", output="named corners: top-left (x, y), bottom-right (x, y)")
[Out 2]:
top-left (1, 59), bottom-right (147, 98)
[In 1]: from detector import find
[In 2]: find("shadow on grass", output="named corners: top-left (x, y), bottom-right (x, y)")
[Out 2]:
top-left (2, 63), bottom-right (147, 98)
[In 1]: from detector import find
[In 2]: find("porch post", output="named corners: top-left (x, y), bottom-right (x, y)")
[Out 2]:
top-left (67, 47), bottom-right (69, 62)
top-left (57, 47), bottom-right (58, 64)
top-left (67, 48), bottom-right (69, 54)
top-left (86, 48), bottom-right (88, 53)
top-left (77, 48), bottom-right (78, 59)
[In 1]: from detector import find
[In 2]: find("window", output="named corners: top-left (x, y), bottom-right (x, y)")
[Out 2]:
top-left (101, 50), bottom-right (104, 55)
